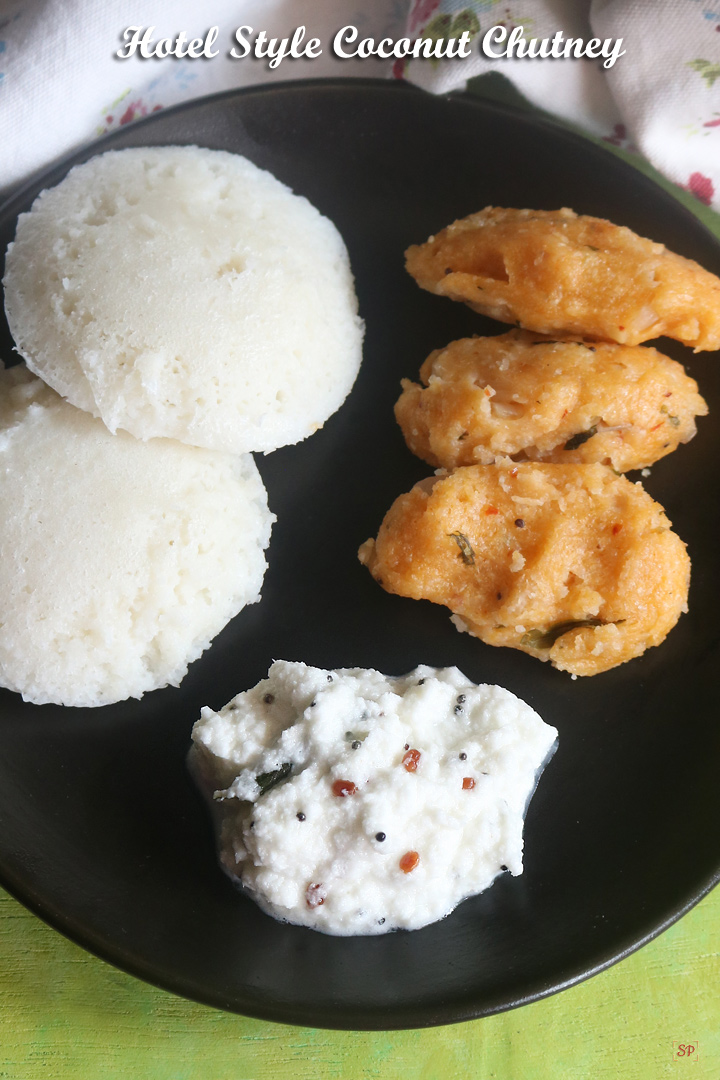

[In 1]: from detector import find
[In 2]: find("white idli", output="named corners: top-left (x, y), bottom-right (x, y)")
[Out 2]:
top-left (0, 365), bottom-right (274, 707)
top-left (3, 146), bottom-right (364, 454)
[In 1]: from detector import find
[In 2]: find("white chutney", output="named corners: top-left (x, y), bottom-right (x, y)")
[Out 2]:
top-left (190, 660), bottom-right (557, 935)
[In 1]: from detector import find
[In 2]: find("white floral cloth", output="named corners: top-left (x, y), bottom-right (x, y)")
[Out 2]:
top-left (402, 0), bottom-right (720, 210)
top-left (0, 0), bottom-right (404, 199)
top-left (1, 0), bottom-right (719, 212)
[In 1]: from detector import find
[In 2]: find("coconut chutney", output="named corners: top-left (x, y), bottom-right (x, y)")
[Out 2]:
top-left (190, 660), bottom-right (557, 935)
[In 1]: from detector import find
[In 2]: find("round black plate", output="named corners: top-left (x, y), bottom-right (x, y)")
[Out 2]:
top-left (0, 80), bottom-right (718, 1031)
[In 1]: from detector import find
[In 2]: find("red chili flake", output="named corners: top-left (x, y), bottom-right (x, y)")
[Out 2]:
top-left (306, 883), bottom-right (327, 908)
top-left (332, 779), bottom-right (357, 797)
top-left (399, 851), bottom-right (420, 874)
top-left (611, 523), bottom-right (623, 535)
top-left (664, 391), bottom-right (673, 398)
top-left (462, 777), bottom-right (476, 790)
top-left (510, 467), bottom-right (519, 477)
top-left (485, 506), bottom-right (499, 515)
top-left (649, 422), bottom-right (664, 432)
top-left (618, 325), bottom-right (625, 331)
top-left (402, 749), bottom-right (421, 772)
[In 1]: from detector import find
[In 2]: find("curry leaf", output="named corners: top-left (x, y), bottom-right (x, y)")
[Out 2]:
top-left (256, 762), bottom-right (292, 796)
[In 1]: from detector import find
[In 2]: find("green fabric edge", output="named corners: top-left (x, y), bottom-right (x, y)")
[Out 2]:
top-left (464, 71), bottom-right (720, 240)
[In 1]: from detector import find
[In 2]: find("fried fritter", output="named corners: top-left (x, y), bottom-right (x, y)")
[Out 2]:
top-left (405, 207), bottom-right (720, 350)
top-left (358, 462), bottom-right (690, 677)
top-left (395, 330), bottom-right (708, 472)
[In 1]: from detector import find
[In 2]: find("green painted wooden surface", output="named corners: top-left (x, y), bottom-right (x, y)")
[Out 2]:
top-left (0, 884), bottom-right (717, 1078)
top-left (1, 76), bottom-right (718, 1078)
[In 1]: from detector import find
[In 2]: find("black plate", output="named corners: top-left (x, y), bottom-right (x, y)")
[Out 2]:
top-left (0, 80), bottom-right (718, 1031)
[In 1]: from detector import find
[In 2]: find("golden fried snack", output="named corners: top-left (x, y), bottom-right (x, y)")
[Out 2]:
top-left (395, 330), bottom-right (708, 472)
top-left (358, 462), bottom-right (689, 676)
top-left (405, 207), bottom-right (720, 350)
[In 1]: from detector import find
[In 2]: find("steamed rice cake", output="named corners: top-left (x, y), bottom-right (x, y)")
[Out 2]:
top-left (0, 365), bottom-right (274, 707)
top-left (3, 146), bottom-right (364, 454)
